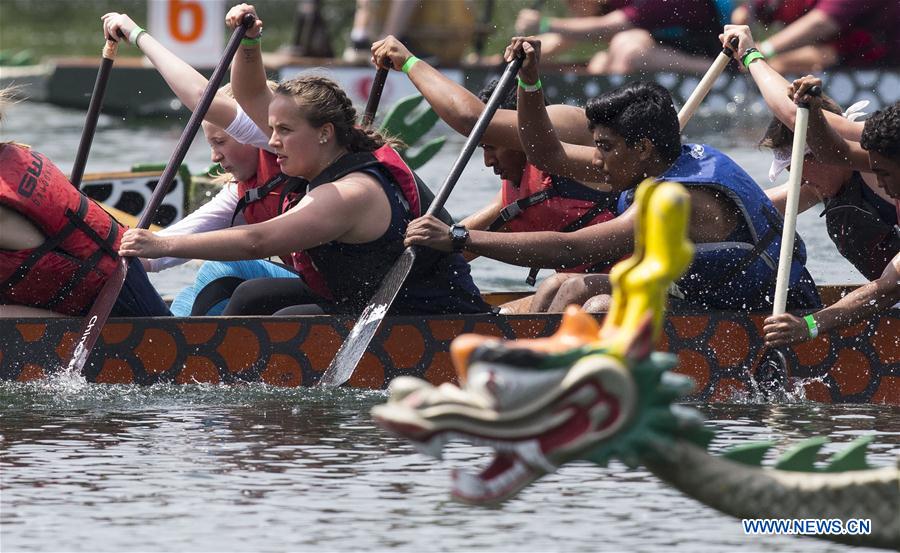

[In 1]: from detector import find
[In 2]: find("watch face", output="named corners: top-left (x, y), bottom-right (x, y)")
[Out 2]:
top-left (450, 225), bottom-right (468, 251)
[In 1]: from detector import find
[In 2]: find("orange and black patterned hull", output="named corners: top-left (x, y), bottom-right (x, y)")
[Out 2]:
top-left (2, 308), bottom-right (897, 403)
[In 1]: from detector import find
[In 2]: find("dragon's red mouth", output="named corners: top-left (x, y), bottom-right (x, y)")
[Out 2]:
top-left (451, 450), bottom-right (543, 504)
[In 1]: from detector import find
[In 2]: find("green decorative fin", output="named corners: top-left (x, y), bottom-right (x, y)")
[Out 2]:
top-left (722, 441), bottom-right (776, 466)
top-left (824, 436), bottom-right (873, 472)
top-left (379, 94), bottom-right (446, 170)
top-left (774, 437), bottom-right (827, 472)
top-left (380, 94), bottom-right (439, 146)
top-left (401, 137), bottom-right (446, 170)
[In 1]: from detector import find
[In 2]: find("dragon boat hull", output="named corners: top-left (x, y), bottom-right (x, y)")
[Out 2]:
top-left (3, 301), bottom-right (897, 403)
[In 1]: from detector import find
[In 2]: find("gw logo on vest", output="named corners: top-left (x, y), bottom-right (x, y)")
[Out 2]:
top-left (17, 150), bottom-right (44, 200)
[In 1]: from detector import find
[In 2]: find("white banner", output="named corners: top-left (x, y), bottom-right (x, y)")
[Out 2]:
top-left (148, 0), bottom-right (225, 68)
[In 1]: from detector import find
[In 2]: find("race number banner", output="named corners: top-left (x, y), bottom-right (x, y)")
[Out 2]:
top-left (148, 0), bottom-right (225, 67)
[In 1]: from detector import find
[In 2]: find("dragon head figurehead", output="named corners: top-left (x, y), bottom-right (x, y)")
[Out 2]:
top-left (372, 180), bottom-right (703, 504)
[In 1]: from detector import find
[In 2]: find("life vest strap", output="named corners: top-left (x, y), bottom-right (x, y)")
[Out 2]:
top-left (45, 247), bottom-right (108, 309)
top-left (525, 198), bottom-right (616, 286)
top-left (0, 196), bottom-right (110, 295)
top-left (64, 197), bottom-right (120, 259)
top-left (231, 173), bottom-right (300, 226)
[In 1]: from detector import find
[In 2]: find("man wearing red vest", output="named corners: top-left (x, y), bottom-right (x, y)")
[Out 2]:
top-left (371, 36), bottom-right (618, 312)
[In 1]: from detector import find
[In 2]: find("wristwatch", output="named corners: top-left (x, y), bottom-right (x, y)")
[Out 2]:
top-left (449, 223), bottom-right (469, 252)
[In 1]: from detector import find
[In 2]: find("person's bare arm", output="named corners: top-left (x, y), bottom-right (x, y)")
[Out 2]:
top-left (460, 191), bottom-right (503, 231)
top-left (791, 76), bottom-right (871, 171)
top-left (371, 36), bottom-right (594, 149)
top-left (120, 177), bottom-right (377, 261)
top-left (0, 205), bottom-right (44, 250)
top-left (765, 253), bottom-right (900, 346)
top-left (765, 182), bottom-right (822, 215)
top-left (813, 258), bottom-right (900, 334)
top-left (405, 208), bottom-right (636, 269)
top-left (508, 37), bottom-right (604, 184)
top-left (761, 9), bottom-right (840, 55)
top-left (102, 12), bottom-right (237, 129)
top-left (527, 11), bottom-right (633, 41)
top-left (721, 25), bottom-right (861, 140)
top-left (225, 3), bottom-right (271, 132)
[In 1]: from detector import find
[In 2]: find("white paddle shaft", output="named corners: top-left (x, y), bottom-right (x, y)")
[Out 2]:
top-left (771, 104), bottom-right (811, 316)
top-left (678, 49), bottom-right (732, 128)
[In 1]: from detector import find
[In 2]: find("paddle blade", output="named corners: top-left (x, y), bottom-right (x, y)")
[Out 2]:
top-left (66, 257), bottom-right (128, 374)
top-left (753, 348), bottom-right (789, 399)
top-left (317, 248), bottom-right (416, 387)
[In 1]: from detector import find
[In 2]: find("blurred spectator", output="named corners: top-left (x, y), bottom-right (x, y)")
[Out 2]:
top-left (732, 0), bottom-right (900, 72)
top-left (343, 0), bottom-right (473, 65)
top-left (283, 0), bottom-right (333, 58)
top-left (515, 0), bottom-right (731, 75)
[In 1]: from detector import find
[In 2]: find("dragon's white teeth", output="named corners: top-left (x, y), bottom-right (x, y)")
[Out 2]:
top-left (451, 468), bottom-right (486, 500)
top-left (515, 440), bottom-right (556, 473)
top-left (412, 434), bottom-right (446, 459)
top-left (452, 456), bottom-right (536, 503)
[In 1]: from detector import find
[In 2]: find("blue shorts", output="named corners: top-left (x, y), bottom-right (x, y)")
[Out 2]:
top-left (170, 260), bottom-right (300, 316)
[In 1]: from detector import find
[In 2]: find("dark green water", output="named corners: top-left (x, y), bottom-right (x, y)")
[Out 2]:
top-left (1, 380), bottom-right (897, 552)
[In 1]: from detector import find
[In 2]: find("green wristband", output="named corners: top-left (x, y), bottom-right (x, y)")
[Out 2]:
top-left (804, 314), bottom-right (818, 339)
top-left (539, 17), bottom-right (551, 34)
top-left (241, 36), bottom-right (261, 47)
top-left (742, 50), bottom-right (766, 69)
top-left (401, 55), bottom-right (420, 74)
top-left (128, 26), bottom-right (146, 45)
top-left (517, 77), bottom-right (542, 92)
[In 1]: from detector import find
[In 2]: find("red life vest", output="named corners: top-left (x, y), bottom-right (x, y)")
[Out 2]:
top-left (0, 144), bottom-right (125, 315)
top-left (234, 150), bottom-right (290, 226)
top-left (283, 145), bottom-right (443, 302)
top-left (491, 163), bottom-right (617, 283)
top-left (232, 150), bottom-right (332, 299)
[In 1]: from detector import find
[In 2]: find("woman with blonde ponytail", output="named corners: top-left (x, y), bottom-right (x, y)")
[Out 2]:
top-left (119, 4), bottom-right (488, 317)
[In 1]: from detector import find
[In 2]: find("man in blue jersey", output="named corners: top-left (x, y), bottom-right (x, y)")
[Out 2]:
top-left (405, 37), bottom-right (821, 313)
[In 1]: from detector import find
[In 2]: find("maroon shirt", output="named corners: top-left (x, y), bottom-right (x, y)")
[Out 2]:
top-left (751, 0), bottom-right (900, 64)
top-left (607, 0), bottom-right (723, 32)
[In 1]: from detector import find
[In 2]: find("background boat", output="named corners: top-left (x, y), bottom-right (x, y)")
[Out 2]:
top-left (4, 56), bottom-right (899, 119)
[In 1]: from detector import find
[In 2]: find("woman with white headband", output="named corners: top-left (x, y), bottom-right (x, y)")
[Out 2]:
top-left (721, 24), bottom-right (899, 280)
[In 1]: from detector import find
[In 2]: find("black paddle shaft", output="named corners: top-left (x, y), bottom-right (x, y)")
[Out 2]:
top-left (362, 67), bottom-right (389, 127)
top-left (316, 55), bottom-right (524, 388)
top-left (70, 38), bottom-right (120, 190)
top-left (136, 14), bottom-right (255, 229)
top-left (64, 15), bottom-right (256, 376)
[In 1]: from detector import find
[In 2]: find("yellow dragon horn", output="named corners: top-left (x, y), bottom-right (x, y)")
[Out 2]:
top-left (601, 180), bottom-right (694, 359)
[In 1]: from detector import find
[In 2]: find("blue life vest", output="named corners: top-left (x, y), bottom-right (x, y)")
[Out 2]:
top-left (618, 144), bottom-right (821, 311)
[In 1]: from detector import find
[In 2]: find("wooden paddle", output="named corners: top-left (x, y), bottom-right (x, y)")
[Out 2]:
top-left (70, 37), bottom-right (121, 189)
top-left (362, 67), bottom-right (389, 127)
top-left (755, 85), bottom-right (822, 393)
top-left (65, 14), bottom-right (257, 375)
top-left (317, 55), bottom-right (524, 388)
top-left (678, 38), bottom-right (738, 129)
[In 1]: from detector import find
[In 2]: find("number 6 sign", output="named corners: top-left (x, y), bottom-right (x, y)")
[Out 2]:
top-left (148, 0), bottom-right (225, 67)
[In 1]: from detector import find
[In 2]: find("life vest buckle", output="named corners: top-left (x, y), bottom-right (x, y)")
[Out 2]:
top-left (244, 188), bottom-right (262, 202)
top-left (499, 202), bottom-right (523, 222)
